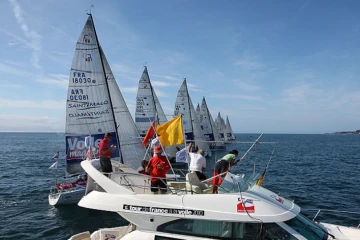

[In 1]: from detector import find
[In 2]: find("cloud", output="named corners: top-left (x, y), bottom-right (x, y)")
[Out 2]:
top-left (151, 80), bottom-right (173, 87)
top-left (234, 53), bottom-right (262, 69)
top-left (37, 74), bottom-right (68, 88)
top-left (0, 98), bottom-right (64, 109)
top-left (187, 83), bottom-right (202, 92)
top-left (282, 83), bottom-right (324, 103)
top-left (151, 74), bottom-right (179, 81)
top-left (0, 114), bottom-right (64, 132)
top-left (120, 86), bottom-right (138, 94)
top-left (9, 0), bottom-right (42, 69)
top-left (0, 62), bottom-right (32, 76)
top-left (236, 81), bottom-right (261, 92)
top-left (210, 94), bottom-right (261, 101)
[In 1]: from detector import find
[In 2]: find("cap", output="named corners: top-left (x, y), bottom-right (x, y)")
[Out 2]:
top-left (154, 146), bottom-right (162, 154)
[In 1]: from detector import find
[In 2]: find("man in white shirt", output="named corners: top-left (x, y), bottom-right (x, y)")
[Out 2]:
top-left (188, 142), bottom-right (207, 180)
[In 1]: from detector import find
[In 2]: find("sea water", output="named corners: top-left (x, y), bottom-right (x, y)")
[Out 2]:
top-left (0, 133), bottom-right (359, 239)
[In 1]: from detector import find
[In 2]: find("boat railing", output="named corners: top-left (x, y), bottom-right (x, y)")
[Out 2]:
top-left (309, 209), bottom-right (360, 228)
top-left (104, 171), bottom-right (230, 195)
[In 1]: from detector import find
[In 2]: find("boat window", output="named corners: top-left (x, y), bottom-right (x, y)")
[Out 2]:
top-left (158, 219), bottom-right (298, 239)
top-left (284, 214), bottom-right (328, 240)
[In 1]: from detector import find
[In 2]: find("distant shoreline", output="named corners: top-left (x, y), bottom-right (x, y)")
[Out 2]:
top-left (324, 130), bottom-right (360, 135)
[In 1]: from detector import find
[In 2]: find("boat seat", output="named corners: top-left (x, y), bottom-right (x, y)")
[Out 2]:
top-left (186, 172), bottom-right (211, 194)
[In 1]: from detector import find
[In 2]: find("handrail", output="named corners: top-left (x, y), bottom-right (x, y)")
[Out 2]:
top-left (309, 209), bottom-right (360, 227)
top-left (96, 171), bottom-right (233, 195)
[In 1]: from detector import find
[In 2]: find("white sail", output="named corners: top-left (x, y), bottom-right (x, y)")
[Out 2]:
top-left (174, 79), bottom-right (209, 152)
top-left (215, 112), bottom-right (227, 141)
top-left (100, 47), bottom-right (146, 170)
top-left (225, 116), bottom-right (236, 140)
top-left (135, 67), bottom-right (167, 136)
top-left (65, 15), bottom-right (121, 175)
top-left (196, 103), bottom-right (200, 121)
top-left (200, 97), bottom-right (224, 148)
top-left (135, 67), bottom-right (177, 158)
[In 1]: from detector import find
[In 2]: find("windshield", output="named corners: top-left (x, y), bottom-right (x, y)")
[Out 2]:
top-left (284, 214), bottom-right (328, 240)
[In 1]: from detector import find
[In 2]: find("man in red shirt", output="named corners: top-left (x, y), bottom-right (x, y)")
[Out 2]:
top-left (146, 146), bottom-right (170, 194)
top-left (99, 132), bottom-right (116, 177)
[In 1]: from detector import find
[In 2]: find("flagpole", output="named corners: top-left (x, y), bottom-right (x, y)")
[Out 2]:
top-left (181, 115), bottom-right (193, 194)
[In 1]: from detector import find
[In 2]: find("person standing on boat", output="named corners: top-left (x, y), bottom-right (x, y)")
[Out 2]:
top-left (212, 150), bottom-right (242, 193)
top-left (99, 132), bottom-right (116, 177)
top-left (146, 146), bottom-right (170, 194)
top-left (188, 142), bottom-right (207, 180)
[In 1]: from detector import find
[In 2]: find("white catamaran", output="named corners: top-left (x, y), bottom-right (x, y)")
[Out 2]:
top-left (174, 79), bottom-right (210, 155)
top-left (48, 14), bottom-right (145, 206)
top-left (199, 97), bottom-right (226, 151)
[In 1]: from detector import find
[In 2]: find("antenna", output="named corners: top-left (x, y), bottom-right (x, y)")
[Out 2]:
top-left (89, 4), bottom-right (94, 14)
top-left (144, 62), bottom-right (147, 68)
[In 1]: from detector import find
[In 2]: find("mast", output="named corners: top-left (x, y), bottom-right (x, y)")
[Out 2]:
top-left (89, 14), bottom-right (123, 163)
top-left (184, 78), bottom-right (194, 136)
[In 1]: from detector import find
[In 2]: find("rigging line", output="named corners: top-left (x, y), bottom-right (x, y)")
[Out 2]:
top-left (235, 180), bottom-right (263, 240)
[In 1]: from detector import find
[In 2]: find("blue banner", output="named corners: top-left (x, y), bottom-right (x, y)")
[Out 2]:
top-left (66, 132), bottom-right (120, 164)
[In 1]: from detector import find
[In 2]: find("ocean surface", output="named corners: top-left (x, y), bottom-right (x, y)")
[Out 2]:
top-left (0, 133), bottom-right (359, 239)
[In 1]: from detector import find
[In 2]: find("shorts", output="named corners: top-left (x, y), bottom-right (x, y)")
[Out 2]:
top-left (151, 179), bottom-right (167, 193)
top-left (100, 156), bottom-right (112, 173)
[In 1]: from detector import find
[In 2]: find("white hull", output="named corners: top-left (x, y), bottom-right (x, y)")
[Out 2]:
top-left (48, 189), bottom-right (85, 206)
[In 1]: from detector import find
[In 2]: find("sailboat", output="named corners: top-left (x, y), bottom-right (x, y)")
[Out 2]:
top-left (225, 116), bottom-right (236, 140)
top-left (199, 97), bottom-right (226, 150)
top-left (48, 14), bottom-right (145, 206)
top-left (215, 112), bottom-right (227, 141)
top-left (174, 79), bottom-right (210, 155)
top-left (134, 67), bottom-right (178, 160)
top-left (135, 67), bottom-right (167, 136)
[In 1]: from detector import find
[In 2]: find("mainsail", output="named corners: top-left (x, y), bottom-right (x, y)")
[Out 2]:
top-left (199, 97), bottom-right (224, 149)
top-left (65, 15), bottom-right (144, 174)
top-left (196, 103), bottom-right (200, 121)
top-left (174, 79), bottom-right (209, 152)
top-left (225, 116), bottom-right (236, 140)
top-left (135, 67), bottom-right (167, 136)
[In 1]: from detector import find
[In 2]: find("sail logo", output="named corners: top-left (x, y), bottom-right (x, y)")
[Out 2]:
top-left (84, 53), bottom-right (92, 62)
top-left (83, 34), bottom-right (93, 43)
top-left (68, 109), bottom-right (110, 119)
top-left (270, 195), bottom-right (284, 204)
top-left (237, 198), bottom-right (255, 213)
top-left (68, 100), bottom-right (109, 110)
top-left (66, 133), bottom-right (119, 162)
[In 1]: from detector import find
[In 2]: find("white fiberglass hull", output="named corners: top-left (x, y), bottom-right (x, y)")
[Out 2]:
top-left (48, 189), bottom-right (85, 206)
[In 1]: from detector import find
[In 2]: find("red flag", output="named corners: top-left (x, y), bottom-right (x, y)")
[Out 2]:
top-left (142, 121), bottom-right (156, 147)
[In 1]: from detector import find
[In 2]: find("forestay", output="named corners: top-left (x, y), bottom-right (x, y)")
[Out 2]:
top-left (200, 97), bottom-right (224, 147)
top-left (174, 79), bottom-right (209, 152)
top-left (100, 48), bottom-right (146, 170)
top-left (65, 15), bottom-right (120, 175)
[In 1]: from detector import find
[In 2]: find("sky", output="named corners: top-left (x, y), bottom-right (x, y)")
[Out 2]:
top-left (0, 0), bottom-right (360, 133)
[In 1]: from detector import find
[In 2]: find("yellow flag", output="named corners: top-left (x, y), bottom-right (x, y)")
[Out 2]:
top-left (156, 116), bottom-right (184, 146)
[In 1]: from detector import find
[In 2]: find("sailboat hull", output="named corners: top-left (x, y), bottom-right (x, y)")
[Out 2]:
top-left (48, 189), bottom-right (85, 206)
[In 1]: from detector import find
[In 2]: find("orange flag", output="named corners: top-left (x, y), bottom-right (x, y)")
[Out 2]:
top-left (142, 121), bottom-right (156, 147)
